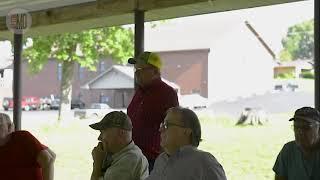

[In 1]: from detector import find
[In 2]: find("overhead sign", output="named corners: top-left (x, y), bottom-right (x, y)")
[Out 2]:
top-left (6, 8), bottom-right (32, 34)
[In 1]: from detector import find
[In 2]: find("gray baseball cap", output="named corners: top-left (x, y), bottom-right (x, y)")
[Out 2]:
top-left (89, 111), bottom-right (133, 130)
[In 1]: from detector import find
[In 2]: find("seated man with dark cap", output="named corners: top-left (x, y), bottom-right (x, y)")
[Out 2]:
top-left (273, 106), bottom-right (320, 180)
top-left (90, 111), bottom-right (149, 180)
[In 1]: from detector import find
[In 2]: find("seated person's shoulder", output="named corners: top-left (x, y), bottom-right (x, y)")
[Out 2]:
top-left (107, 148), bottom-right (148, 179)
top-left (121, 148), bottom-right (147, 164)
top-left (283, 141), bottom-right (296, 147)
top-left (12, 130), bottom-right (34, 138)
top-left (281, 141), bottom-right (297, 152)
top-left (154, 152), bottom-right (169, 163)
top-left (195, 149), bottom-right (221, 165)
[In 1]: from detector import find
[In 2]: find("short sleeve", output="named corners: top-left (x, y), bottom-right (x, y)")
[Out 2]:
top-left (273, 143), bottom-right (289, 177)
top-left (104, 153), bottom-right (148, 180)
top-left (202, 153), bottom-right (227, 180)
top-left (167, 88), bottom-right (179, 108)
top-left (19, 131), bottom-right (47, 161)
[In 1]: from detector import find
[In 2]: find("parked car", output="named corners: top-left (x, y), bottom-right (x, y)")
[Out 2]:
top-left (2, 96), bottom-right (41, 111)
top-left (40, 96), bottom-right (52, 110)
top-left (50, 98), bottom-right (60, 110)
top-left (90, 103), bottom-right (110, 109)
top-left (179, 94), bottom-right (208, 110)
top-left (2, 97), bottom-right (12, 111)
top-left (71, 99), bottom-right (85, 109)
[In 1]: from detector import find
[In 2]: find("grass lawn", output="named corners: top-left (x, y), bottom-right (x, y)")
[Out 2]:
top-left (26, 112), bottom-right (295, 180)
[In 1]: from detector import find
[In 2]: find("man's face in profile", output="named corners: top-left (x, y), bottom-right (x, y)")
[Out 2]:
top-left (294, 119), bottom-right (320, 150)
top-left (134, 63), bottom-right (157, 87)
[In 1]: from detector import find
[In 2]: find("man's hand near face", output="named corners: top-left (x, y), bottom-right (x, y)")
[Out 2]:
top-left (91, 142), bottom-right (107, 180)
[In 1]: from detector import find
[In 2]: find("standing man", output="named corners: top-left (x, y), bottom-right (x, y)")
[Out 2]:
top-left (90, 111), bottom-right (149, 180)
top-left (273, 107), bottom-right (320, 180)
top-left (127, 51), bottom-right (179, 171)
top-left (0, 113), bottom-right (56, 180)
top-left (147, 107), bottom-right (227, 180)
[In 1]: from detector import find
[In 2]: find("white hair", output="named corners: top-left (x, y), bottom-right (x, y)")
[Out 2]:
top-left (0, 113), bottom-right (11, 124)
top-left (0, 113), bottom-right (14, 133)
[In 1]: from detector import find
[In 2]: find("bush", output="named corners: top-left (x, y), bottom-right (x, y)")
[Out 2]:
top-left (301, 71), bottom-right (314, 79)
top-left (275, 72), bottom-right (295, 79)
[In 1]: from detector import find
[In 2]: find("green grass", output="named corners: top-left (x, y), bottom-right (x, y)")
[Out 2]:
top-left (25, 113), bottom-right (295, 180)
top-left (198, 113), bottom-right (294, 180)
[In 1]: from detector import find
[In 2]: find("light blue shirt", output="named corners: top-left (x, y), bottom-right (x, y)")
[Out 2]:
top-left (146, 145), bottom-right (227, 180)
top-left (273, 141), bottom-right (320, 180)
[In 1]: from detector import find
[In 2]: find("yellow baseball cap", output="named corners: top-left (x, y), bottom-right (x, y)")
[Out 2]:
top-left (128, 51), bottom-right (162, 69)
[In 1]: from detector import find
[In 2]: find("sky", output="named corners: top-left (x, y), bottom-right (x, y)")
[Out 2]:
top-left (144, 0), bottom-right (314, 54)
top-left (0, 0), bottom-right (315, 64)
top-left (237, 0), bottom-right (314, 54)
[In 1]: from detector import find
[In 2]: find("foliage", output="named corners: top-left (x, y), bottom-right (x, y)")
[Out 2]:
top-left (275, 72), bottom-right (295, 79)
top-left (22, 26), bottom-right (134, 120)
top-left (300, 71), bottom-right (314, 79)
top-left (279, 19), bottom-right (314, 61)
top-left (23, 27), bottom-right (134, 74)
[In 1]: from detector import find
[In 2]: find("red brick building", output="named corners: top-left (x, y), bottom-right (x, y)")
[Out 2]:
top-left (1, 49), bottom-right (209, 108)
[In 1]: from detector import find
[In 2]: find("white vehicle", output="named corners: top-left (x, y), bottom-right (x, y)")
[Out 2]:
top-left (179, 94), bottom-right (208, 110)
top-left (74, 103), bottom-right (110, 119)
top-left (90, 103), bottom-right (110, 109)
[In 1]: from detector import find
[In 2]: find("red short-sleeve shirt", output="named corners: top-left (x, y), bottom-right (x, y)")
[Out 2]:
top-left (0, 130), bottom-right (47, 180)
top-left (128, 78), bottom-right (179, 160)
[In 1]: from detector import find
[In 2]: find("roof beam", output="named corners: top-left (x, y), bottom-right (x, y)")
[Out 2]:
top-left (0, 0), bottom-right (305, 40)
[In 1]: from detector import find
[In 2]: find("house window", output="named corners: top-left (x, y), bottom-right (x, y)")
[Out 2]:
top-left (100, 93), bottom-right (109, 103)
top-left (99, 61), bottom-right (106, 73)
top-left (57, 63), bottom-right (62, 81)
top-left (78, 64), bottom-right (85, 80)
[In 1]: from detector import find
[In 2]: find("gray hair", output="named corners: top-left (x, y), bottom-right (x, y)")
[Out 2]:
top-left (0, 113), bottom-right (11, 124)
top-left (167, 106), bottom-right (202, 147)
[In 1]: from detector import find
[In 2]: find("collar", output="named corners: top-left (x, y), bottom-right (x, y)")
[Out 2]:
top-left (165, 145), bottom-right (195, 159)
top-left (112, 141), bottom-right (135, 161)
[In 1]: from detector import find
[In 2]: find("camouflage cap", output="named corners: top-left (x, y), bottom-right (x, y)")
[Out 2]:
top-left (89, 111), bottom-right (133, 130)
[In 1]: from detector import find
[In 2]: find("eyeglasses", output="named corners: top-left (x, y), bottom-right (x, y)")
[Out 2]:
top-left (160, 121), bottom-right (185, 130)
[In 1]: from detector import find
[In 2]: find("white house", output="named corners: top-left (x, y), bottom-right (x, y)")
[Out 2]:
top-left (81, 65), bottom-right (180, 107)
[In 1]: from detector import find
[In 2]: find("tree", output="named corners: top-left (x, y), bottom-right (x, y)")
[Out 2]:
top-left (23, 26), bottom-right (134, 120)
top-left (279, 19), bottom-right (314, 61)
